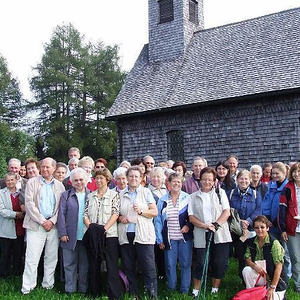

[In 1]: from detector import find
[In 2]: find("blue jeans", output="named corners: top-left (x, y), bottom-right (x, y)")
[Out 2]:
top-left (287, 232), bottom-right (300, 291)
top-left (165, 239), bottom-right (192, 293)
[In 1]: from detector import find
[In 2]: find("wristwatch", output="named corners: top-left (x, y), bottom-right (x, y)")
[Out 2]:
top-left (269, 285), bottom-right (276, 289)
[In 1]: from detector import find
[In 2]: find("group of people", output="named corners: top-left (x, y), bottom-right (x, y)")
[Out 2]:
top-left (0, 147), bottom-right (299, 300)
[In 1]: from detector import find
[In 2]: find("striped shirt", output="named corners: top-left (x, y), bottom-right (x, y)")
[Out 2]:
top-left (166, 194), bottom-right (183, 240)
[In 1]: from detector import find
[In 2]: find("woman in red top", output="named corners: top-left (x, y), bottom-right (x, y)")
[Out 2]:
top-left (78, 156), bottom-right (98, 191)
top-left (0, 172), bottom-right (25, 277)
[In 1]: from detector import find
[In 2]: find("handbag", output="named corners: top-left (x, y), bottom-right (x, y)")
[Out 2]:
top-left (231, 274), bottom-right (268, 300)
top-left (229, 207), bottom-right (243, 236)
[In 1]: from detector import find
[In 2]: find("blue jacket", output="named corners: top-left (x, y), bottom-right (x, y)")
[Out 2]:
top-left (154, 191), bottom-right (193, 250)
top-left (229, 187), bottom-right (262, 228)
top-left (57, 188), bottom-right (89, 250)
top-left (262, 179), bottom-right (288, 223)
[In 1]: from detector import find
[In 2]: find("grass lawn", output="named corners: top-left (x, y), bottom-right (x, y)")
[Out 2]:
top-left (0, 259), bottom-right (299, 299)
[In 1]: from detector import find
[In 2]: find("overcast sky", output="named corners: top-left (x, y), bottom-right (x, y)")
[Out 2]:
top-left (1, 0), bottom-right (300, 99)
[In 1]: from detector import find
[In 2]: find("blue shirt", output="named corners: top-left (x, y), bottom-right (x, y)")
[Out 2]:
top-left (40, 178), bottom-right (56, 219)
top-left (76, 192), bottom-right (85, 240)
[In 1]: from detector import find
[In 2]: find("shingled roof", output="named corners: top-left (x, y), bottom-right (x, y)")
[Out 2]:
top-left (107, 8), bottom-right (300, 119)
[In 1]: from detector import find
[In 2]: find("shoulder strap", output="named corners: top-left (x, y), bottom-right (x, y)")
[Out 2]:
top-left (229, 189), bottom-right (234, 200)
top-left (215, 187), bottom-right (221, 204)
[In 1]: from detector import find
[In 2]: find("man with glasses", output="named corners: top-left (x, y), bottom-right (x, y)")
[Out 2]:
top-left (143, 155), bottom-right (155, 182)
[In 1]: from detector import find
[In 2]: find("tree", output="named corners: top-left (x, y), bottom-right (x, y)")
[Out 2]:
top-left (29, 23), bottom-right (125, 163)
top-left (0, 122), bottom-right (35, 177)
top-left (0, 54), bottom-right (34, 177)
top-left (0, 55), bottom-right (25, 126)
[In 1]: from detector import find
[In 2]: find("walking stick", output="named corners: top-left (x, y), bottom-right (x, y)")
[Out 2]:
top-left (198, 230), bottom-right (214, 300)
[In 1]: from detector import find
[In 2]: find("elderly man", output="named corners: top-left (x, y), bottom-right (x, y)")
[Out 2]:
top-left (21, 157), bottom-right (65, 295)
top-left (66, 147), bottom-right (80, 177)
top-left (63, 158), bottom-right (79, 190)
top-left (143, 155), bottom-right (155, 181)
top-left (68, 147), bottom-right (80, 160)
top-left (0, 158), bottom-right (26, 191)
top-left (182, 156), bottom-right (207, 194)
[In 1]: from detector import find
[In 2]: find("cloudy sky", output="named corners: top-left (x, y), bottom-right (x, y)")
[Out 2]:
top-left (1, 0), bottom-right (300, 99)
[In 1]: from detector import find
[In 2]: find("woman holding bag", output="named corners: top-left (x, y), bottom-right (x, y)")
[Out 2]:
top-left (242, 215), bottom-right (286, 300)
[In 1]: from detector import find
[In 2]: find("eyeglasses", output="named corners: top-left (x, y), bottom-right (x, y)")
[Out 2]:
top-left (145, 162), bottom-right (154, 165)
top-left (254, 226), bottom-right (267, 229)
top-left (201, 179), bottom-right (214, 183)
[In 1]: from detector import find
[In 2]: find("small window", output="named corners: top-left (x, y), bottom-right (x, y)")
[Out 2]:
top-left (189, 0), bottom-right (198, 25)
top-left (167, 130), bottom-right (184, 161)
top-left (159, 0), bottom-right (174, 24)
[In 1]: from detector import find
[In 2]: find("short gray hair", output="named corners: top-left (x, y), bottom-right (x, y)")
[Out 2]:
top-left (250, 165), bottom-right (262, 176)
top-left (150, 167), bottom-right (166, 181)
top-left (143, 155), bottom-right (155, 163)
top-left (68, 157), bottom-right (79, 166)
top-left (78, 156), bottom-right (95, 169)
top-left (56, 162), bottom-right (68, 171)
top-left (113, 167), bottom-right (127, 179)
top-left (193, 156), bottom-right (207, 167)
top-left (8, 158), bottom-right (21, 167)
top-left (41, 157), bottom-right (56, 168)
top-left (69, 167), bottom-right (89, 184)
top-left (4, 172), bottom-right (18, 180)
top-left (119, 160), bottom-right (131, 168)
top-left (68, 147), bottom-right (80, 155)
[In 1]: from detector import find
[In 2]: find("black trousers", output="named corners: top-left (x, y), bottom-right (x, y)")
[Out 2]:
top-left (88, 237), bottom-right (122, 299)
top-left (0, 235), bottom-right (25, 277)
top-left (232, 234), bottom-right (248, 278)
top-left (120, 233), bottom-right (157, 297)
top-left (154, 243), bottom-right (165, 277)
top-left (193, 233), bottom-right (230, 280)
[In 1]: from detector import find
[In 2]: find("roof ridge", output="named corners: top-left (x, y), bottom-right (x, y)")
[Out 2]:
top-left (194, 6), bottom-right (300, 35)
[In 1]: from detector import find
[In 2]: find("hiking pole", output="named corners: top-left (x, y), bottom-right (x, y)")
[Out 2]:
top-left (198, 230), bottom-right (214, 300)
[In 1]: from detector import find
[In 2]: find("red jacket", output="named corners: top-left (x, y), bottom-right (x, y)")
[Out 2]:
top-left (278, 181), bottom-right (299, 236)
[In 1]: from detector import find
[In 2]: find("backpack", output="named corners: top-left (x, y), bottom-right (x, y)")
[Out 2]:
top-left (216, 188), bottom-right (243, 236)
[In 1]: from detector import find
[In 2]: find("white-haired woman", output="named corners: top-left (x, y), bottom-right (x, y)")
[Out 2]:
top-left (229, 169), bottom-right (262, 277)
top-left (57, 168), bottom-right (90, 295)
top-left (148, 167), bottom-right (168, 280)
top-left (113, 167), bottom-right (128, 193)
top-left (119, 160), bottom-right (131, 169)
top-left (250, 165), bottom-right (268, 200)
top-left (0, 172), bottom-right (25, 277)
top-left (78, 156), bottom-right (97, 191)
top-left (118, 166), bottom-right (158, 298)
top-left (148, 167), bottom-right (168, 202)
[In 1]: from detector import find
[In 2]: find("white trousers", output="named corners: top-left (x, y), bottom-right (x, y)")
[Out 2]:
top-left (21, 226), bottom-right (59, 294)
top-left (242, 266), bottom-right (286, 300)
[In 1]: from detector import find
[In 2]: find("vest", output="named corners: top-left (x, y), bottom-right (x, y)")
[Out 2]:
top-left (118, 185), bottom-right (156, 245)
top-left (85, 189), bottom-right (118, 238)
top-left (190, 188), bottom-right (232, 248)
top-left (247, 235), bottom-right (286, 292)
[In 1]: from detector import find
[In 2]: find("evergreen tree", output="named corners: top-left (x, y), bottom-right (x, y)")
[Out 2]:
top-left (0, 55), bottom-right (24, 126)
top-left (29, 23), bottom-right (125, 163)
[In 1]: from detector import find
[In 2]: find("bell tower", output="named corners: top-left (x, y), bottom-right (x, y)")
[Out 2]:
top-left (148, 0), bottom-right (204, 62)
